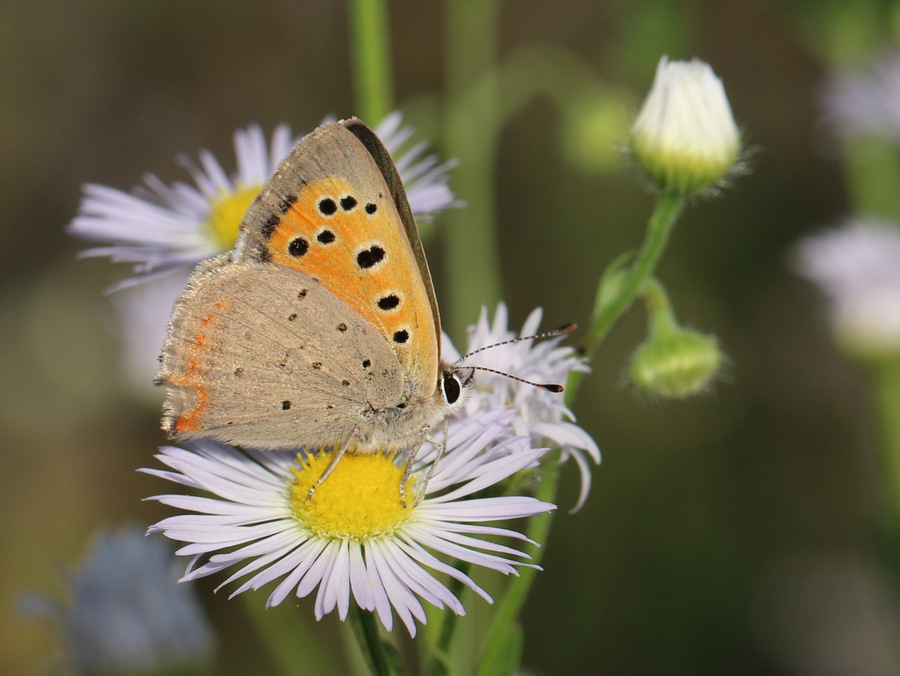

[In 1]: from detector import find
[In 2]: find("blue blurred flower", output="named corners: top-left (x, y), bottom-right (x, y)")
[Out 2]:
top-left (23, 525), bottom-right (215, 676)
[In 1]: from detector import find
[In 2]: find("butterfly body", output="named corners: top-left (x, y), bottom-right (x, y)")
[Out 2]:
top-left (156, 119), bottom-right (467, 456)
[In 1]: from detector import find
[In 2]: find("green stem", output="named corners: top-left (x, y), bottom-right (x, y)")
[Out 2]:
top-left (870, 359), bottom-right (900, 525)
top-left (349, 0), bottom-right (393, 124)
top-left (474, 452), bottom-right (561, 676)
top-left (567, 192), bottom-right (685, 400)
top-left (589, 192), bottom-right (684, 355)
top-left (442, 0), bottom-right (503, 339)
top-left (843, 136), bottom-right (900, 218)
top-left (350, 604), bottom-right (402, 676)
top-left (424, 566), bottom-right (470, 676)
top-left (642, 276), bottom-right (677, 336)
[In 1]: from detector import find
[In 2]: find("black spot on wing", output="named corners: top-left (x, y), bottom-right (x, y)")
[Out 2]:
top-left (357, 245), bottom-right (385, 269)
top-left (318, 198), bottom-right (337, 215)
top-left (378, 294), bottom-right (399, 310)
top-left (289, 237), bottom-right (309, 257)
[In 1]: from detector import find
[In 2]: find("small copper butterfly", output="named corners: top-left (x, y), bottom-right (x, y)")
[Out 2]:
top-left (155, 119), bottom-right (471, 492)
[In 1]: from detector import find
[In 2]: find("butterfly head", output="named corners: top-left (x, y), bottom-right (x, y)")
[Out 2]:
top-left (439, 364), bottom-right (475, 409)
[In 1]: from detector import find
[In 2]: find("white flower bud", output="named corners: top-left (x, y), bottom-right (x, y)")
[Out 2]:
top-left (631, 57), bottom-right (741, 194)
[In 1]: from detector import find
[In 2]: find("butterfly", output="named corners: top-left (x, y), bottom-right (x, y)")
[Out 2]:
top-left (154, 119), bottom-right (471, 494)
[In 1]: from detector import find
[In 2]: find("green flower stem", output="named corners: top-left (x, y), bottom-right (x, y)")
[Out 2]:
top-left (642, 275), bottom-right (677, 335)
top-left (349, 0), bottom-right (393, 125)
top-left (843, 137), bottom-right (900, 218)
top-left (568, 192), bottom-right (685, 399)
top-left (442, 0), bottom-right (503, 339)
top-left (239, 594), bottom-right (336, 676)
top-left (870, 359), bottom-right (900, 525)
top-left (591, 192), bottom-right (684, 354)
top-left (474, 451), bottom-right (560, 676)
top-left (350, 603), bottom-right (403, 676)
top-left (423, 566), bottom-right (471, 676)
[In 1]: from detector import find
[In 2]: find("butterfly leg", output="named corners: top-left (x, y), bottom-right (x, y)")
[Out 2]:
top-left (306, 441), bottom-right (350, 501)
top-left (399, 419), bottom-right (450, 508)
top-left (416, 418), bottom-right (450, 507)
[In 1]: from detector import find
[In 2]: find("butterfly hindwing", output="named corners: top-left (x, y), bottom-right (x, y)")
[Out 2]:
top-left (156, 256), bottom-right (403, 450)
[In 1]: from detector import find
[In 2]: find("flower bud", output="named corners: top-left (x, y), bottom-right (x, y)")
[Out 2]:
top-left (630, 326), bottom-right (722, 398)
top-left (631, 57), bottom-right (741, 194)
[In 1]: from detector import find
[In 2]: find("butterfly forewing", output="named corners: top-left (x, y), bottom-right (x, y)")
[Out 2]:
top-left (237, 120), bottom-right (440, 401)
top-left (340, 120), bottom-right (441, 342)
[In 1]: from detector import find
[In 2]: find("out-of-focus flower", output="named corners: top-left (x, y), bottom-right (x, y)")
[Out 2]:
top-left (22, 525), bottom-right (215, 676)
top-left (822, 50), bottom-right (900, 142)
top-left (795, 219), bottom-right (900, 360)
top-left (631, 56), bottom-right (741, 195)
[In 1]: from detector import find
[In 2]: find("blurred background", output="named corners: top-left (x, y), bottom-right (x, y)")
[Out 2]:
top-left (3, 0), bottom-right (898, 674)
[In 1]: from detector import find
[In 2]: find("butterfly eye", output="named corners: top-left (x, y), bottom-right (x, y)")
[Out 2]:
top-left (442, 372), bottom-right (463, 405)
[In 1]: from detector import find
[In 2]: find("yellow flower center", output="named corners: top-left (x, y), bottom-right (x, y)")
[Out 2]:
top-left (288, 451), bottom-right (414, 540)
top-left (205, 186), bottom-right (260, 249)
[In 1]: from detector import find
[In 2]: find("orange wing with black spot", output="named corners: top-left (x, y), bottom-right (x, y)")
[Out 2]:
top-left (236, 119), bottom-right (440, 401)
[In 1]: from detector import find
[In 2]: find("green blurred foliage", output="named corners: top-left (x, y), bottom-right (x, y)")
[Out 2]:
top-left (4, 0), bottom-right (900, 674)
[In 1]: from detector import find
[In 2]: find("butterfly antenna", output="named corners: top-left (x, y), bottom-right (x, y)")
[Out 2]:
top-left (453, 323), bottom-right (576, 364)
top-left (460, 365), bottom-right (565, 392)
top-left (450, 322), bottom-right (576, 393)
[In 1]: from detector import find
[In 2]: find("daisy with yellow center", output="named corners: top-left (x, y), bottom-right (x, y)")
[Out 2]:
top-left (145, 409), bottom-right (553, 635)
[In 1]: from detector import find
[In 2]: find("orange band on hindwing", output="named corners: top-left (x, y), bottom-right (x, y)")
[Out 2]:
top-left (171, 299), bottom-right (229, 431)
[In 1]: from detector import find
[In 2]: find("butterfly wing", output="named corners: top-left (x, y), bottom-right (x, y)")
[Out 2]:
top-left (339, 120), bottom-right (441, 342)
top-left (236, 119), bottom-right (441, 402)
top-left (156, 255), bottom-right (404, 450)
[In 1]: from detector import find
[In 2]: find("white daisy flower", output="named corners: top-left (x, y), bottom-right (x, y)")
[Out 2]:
top-left (444, 303), bottom-right (600, 511)
top-left (143, 409), bottom-right (554, 637)
top-left (822, 50), bottom-right (900, 142)
top-left (68, 113), bottom-right (458, 391)
top-left (794, 219), bottom-right (900, 359)
top-left (22, 525), bottom-right (215, 676)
